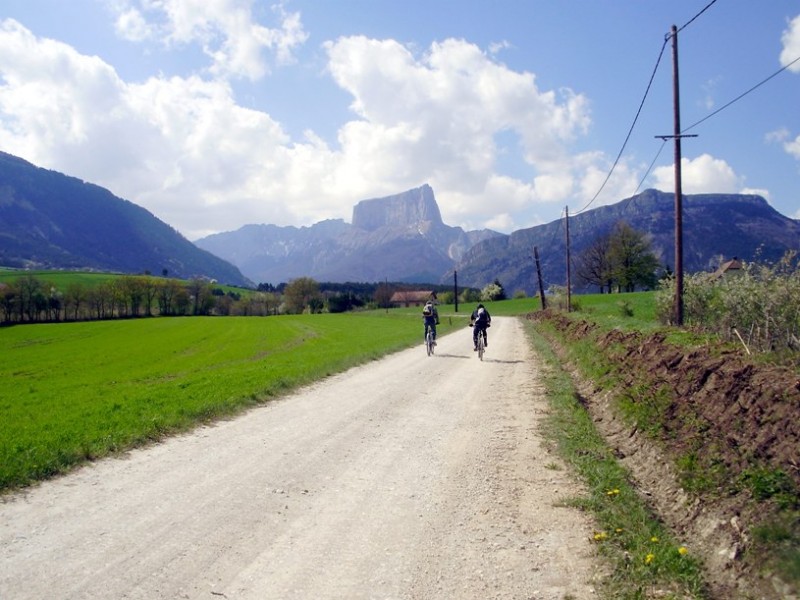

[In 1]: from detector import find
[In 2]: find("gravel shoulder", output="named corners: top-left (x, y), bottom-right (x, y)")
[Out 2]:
top-left (1, 317), bottom-right (601, 599)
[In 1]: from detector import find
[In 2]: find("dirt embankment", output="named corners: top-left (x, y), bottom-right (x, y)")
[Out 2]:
top-left (530, 311), bottom-right (800, 600)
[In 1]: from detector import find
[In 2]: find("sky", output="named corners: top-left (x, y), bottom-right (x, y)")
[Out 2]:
top-left (1, 1), bottom-right (799, 241)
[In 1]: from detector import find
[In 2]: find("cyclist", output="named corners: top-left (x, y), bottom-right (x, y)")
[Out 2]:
top-left (469, 303), bottom-right (491, 351)
top-left (422, 300), bottom-right (439, 345)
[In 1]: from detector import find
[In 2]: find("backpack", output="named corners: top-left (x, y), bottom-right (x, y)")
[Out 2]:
top-left (475, 307), bottom-right (487, 323)
top-left (422, 305), bottom-right (433, 317)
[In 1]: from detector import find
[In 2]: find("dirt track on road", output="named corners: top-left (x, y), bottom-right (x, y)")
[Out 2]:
top-left (0, 316), bottom-right (600, 599)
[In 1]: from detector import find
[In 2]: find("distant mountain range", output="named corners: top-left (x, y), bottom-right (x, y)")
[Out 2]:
top-left (0, 151), bottom-right (250, 287)
top-left (198, 186), bottom-right (799, 294)
top-left (454, 189), bottom-right (800, 294)
top-left (195, 184), bottom-right (501, 285)
top-left (1, 150), bottom-right (797, 293)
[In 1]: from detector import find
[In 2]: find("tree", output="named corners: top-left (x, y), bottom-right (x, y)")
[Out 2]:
top-left (64, 282), bottom-right (87, 320)
top-left (187, 278), bottom-right (214, 315)
top-left (608, 222), bottom-right (659, 292)
top-left (577, 232), bottom-right (613, 293)
top-left (283, 277), bottom-right (322, 314)
top-left (373, 282), bottom-right (393, 310)
top-left (481, 279), bottom-right (506, 302)
top-left (157, 279), bottom-right (184, 316)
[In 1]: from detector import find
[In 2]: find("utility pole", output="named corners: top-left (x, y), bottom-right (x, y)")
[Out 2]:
top-left (453, 270), bottom-right (458, 313)
top-left (534, 246), bottom-right (546, 310)
top-left (657, 25), bottom-right (696, 326)
top-left (565, 207), bottom-right (572, 312)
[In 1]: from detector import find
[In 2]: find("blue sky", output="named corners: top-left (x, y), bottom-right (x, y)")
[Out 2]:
top-left (1, 1), bottom-right (799, 240)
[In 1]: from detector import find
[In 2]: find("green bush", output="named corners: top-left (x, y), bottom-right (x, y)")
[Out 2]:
top-left (656, 252), bottom-right (800, 354)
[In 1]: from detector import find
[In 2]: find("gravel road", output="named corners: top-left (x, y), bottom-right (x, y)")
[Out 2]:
top-left (1, 316), bottom-right (600, 599)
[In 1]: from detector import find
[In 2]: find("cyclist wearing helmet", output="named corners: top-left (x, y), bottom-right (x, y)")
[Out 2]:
top-left (469, 303), bottom-right (491, 351)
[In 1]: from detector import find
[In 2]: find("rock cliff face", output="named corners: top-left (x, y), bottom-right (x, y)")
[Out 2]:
top-left (352, 184), bottom-right (442, 231)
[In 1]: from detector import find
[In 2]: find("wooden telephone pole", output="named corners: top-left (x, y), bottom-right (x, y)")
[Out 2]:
top-left (534, 246), bottom-right (546, 310)
top-left (658, 25), bottom-right (696, 326)
top-left (565, 207), bottom-right (572, 312)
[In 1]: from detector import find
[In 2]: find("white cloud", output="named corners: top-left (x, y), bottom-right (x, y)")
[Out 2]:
top-left (780, 14), bottom-right (800, 72)
top-left (765, 127), bottom-right (790, 144)
top-left (488, 40), bottom-right (511, 56)
top-left (323, 35), bottom-right (595, 227)
top-left (0, 19), bottom-right (296, 236)
top-left (651, 154), bottom-right (743, 194)
top-left (109, 0), bottom-right (309, 80)
top-left (0, 19), bottom-right (617, 237)
top-left (114, 7), bottom-right (153, 42)
top-left (784, 133), bottom-right (800, 160)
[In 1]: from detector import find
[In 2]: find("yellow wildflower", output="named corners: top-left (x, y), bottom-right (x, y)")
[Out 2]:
top-left (650, 536), bottom-right (659, 543)
top-left (593, 531), bottom-right (608, 541)
top-left (678, 546), bottom-right (688, 555)
top-left (645, 553), bottom-right (655, 565)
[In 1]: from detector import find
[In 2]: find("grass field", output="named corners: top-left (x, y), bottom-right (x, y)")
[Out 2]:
top-left (1, 309), bottom-right (464, 491)
top-left (0, 294), bottom-right (639, 493)
top-left (0, 268), bottom-right (123, 288)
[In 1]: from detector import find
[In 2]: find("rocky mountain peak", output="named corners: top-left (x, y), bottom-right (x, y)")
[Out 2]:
top-left (352, 184), bottom-right (442, 232)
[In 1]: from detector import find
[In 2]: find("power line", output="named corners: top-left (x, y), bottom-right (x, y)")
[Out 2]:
top-left (618, 139), bottom-right (669, 215)
top-left (573, 0), bottom-right (720, 216)
top-left (683, 53), bottom-right (800, 133)
top-left (677, 0), bottom-right (719, 33)
top-left (573, 38), bottom-right (669, 215)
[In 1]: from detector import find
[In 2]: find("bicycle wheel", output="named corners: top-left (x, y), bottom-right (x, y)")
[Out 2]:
top-left (426, 330), bottom-right (434, 356)
top-left (477, 331), bottom-right (484, 361)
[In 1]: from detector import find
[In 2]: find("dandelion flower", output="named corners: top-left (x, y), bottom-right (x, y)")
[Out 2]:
top-left (615, 528), bottom-right (624, 533)
top-left (645, 553), bottom-right (655, 565)
top-left (593, 532), bottom-right (608, 541)
top-left (678, 546), bottom-right (688, 555)
top-left (650, 536), bottom-right (659, 543)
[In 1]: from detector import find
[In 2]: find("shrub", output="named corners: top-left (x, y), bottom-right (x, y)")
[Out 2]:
top-left (655, 252), bottom-right (800, 353)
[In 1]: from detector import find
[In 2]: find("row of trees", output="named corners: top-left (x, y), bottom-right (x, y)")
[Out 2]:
top-left (0, 274), bottom-right (236, 323)
top-left (0, 273), bottom-right (489, 324)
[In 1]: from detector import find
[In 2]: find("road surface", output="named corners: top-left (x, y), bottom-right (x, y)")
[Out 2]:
top-left (1, 316), bottom-right (600, 599)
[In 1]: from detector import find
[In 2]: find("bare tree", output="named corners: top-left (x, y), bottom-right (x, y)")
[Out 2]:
top-left (577, 232), bottom-right (613, 293)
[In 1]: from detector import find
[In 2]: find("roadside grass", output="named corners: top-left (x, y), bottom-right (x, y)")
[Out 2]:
top-left (1, 311), bottom-right (448, 492)
top-left (524, 318), bottom-right (708, 599)
top-left (534, 292), bottom-right (800, 592)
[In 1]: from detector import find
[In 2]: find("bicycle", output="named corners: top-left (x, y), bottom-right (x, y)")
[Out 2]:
top-left (425, 327), bottom-right (435, 357)
top-left (476, 326), bottom-right (485, 361)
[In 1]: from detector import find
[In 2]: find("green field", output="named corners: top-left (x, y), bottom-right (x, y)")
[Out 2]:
top-left (0, 293), bottom-right (627, 492)
top-left (1, 309), bottom-right (470, 491)
top-left (0, 268), bottom-right (123, 288)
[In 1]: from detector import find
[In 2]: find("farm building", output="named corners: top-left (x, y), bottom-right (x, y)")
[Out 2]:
top-left (390, 290), bottom-right (436, 307)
